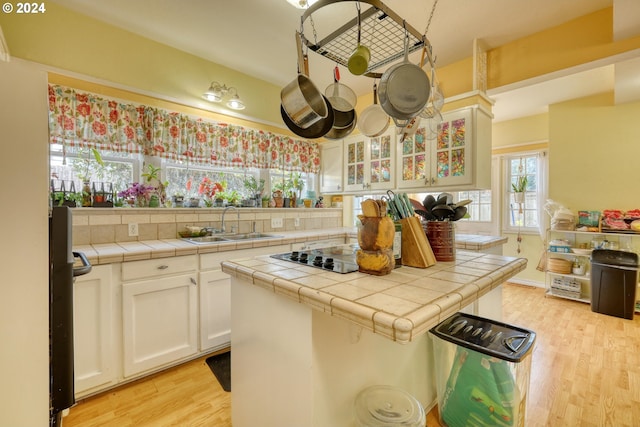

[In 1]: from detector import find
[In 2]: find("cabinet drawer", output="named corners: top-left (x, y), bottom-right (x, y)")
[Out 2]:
top-left (122, 255), bottom-right (197, 281)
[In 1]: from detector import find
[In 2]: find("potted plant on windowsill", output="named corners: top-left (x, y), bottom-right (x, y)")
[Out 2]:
top-left (73, 147), bottom-right (105, 207)
top-left (511, 175), bottom-right (528, 204)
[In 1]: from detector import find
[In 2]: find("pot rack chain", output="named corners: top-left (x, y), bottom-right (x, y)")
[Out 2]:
top-left (299, 0), bottom-right (434, 77)
top-left (423, 0), bottom-right (439, 36)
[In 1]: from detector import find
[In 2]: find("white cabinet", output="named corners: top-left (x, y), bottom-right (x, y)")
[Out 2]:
top-left (73, 264), bottom-right (116, 397)
top-left (396, 106), bottom-right (492, 191)
top-left (320, 140), bottom-right (343, 193)
top-left (343, 129), bottom-right (395, 192)
top-left (122, 256), bottom-right (198, 377)
top-left (199, 270), bottom-right (231, 352)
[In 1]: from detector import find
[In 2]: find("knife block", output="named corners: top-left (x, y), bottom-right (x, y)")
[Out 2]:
top-left (400, 217), bottom-right (436, 268)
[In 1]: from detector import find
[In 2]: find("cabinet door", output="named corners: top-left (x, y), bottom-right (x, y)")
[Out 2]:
top-left (368, 130), bottom-right (395, 191)
top-left (199, 270), bottom-right (231, 352)
top-left (73, 264), bottom-right (116, 396)
top-left (431, 108), bottom-right (473, 187)
top-left (344, 135), bottom-right (368, 192)
top-left (397, 126), bottom-right (431, 189)
top-left (344, 130), bottom-right (395, 192)
top-left (122, 273), bottom-right (198, 377)
top-left (320, 140), bottom-right (343, 193)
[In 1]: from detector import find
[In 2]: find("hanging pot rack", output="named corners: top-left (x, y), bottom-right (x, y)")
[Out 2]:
top-left (299, 0), bottom-right (435, 78)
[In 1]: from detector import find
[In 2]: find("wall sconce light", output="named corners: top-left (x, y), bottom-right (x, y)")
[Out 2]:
top-left (202, 81), bottom-right (246, 110)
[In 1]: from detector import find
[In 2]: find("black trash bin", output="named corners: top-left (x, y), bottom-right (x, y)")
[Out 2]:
top-left (590, 249), bottom-right (639, 320)
top-left (430, 312), bottom-right (536, 427)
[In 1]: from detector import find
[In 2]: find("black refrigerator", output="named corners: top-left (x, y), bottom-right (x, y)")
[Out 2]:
top-left (49, 206), bottom-right (91, 426)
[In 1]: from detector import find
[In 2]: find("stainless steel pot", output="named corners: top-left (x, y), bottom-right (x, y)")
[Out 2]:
top-left (325, 112), bottom-right (357, 140)
top-left (281, 74), bottom-right (329, 129)
top-left (378, 35), bottom-right (430, 124)
top-left (280, 95), bottom-right (335, 139)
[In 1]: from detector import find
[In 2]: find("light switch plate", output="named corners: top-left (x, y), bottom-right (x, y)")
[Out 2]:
top-left (271, 217), bottom-right (283, 228)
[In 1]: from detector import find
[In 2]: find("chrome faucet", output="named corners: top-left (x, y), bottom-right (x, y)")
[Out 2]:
top-left (221, 206), bottom-right (239, 234)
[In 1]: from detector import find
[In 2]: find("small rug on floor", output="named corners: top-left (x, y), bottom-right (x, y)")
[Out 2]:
top-left (206, 352), bottom-right (231, 392)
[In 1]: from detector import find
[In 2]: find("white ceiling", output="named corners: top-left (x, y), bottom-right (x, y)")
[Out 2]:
top-left (50, 0), bottom-right (640, 122)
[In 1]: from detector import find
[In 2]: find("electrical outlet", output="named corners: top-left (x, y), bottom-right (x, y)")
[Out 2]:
top-left (271, 217), bottom-right (283, 228)
top-left (294, 217), bottom-right (300, 227)
top-left (128, 223), bottom-right (139, 237)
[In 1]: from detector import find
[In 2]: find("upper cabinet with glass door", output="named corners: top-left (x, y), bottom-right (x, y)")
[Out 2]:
top-left (397, 106), bottom-right (492, 191)
top-left (343, 129), bottom-right (395, 192)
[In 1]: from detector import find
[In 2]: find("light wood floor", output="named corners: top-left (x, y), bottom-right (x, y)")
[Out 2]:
top-left (65, 283), bottom-right (640, 426)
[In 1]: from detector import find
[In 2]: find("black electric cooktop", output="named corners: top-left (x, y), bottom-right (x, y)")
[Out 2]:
top-left (270, 244), bottom-right (359, 274)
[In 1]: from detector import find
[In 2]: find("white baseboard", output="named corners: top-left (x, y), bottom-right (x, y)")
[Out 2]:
top-left (506, 277), bottom-right (545, 288)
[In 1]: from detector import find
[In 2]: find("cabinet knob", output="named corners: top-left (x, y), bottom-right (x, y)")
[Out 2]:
top-left (157, 265), bottom-right (169, 270)
top-left (190, 277), bottom-right (197, 285)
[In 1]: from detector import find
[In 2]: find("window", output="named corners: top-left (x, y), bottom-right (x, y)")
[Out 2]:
top-left (50, 143), bottom-right (139, 194)
top-left (163, 160), bottom-right (254, 199)
top-left (504, 153), bottom-right (543, 232)
top-left (457, 190), bottom-right (492, 222)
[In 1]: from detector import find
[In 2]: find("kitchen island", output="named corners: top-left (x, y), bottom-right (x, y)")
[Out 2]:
top-left (221, 248), bottom-right (526, 427)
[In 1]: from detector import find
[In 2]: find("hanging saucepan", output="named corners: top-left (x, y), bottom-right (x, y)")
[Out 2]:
top-left (325, 111), bottom-right (357, 140)
top-left (357, 83), bottom-right (390, 138)
top-left (378, 33), bottom-right (430, 126)
top-left (281, 74), bottom-right (329, 130)
top-left (325, 66), bottom-right (357, 112)
top-left (280, 33), bottom-right (329, 130)
top-left (281, 95), bottom-right (335, 139)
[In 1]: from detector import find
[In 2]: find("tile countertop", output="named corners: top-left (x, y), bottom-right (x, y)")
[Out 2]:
top-left (221, 250), bottom-right (527, 344)
top-left (72, 228), bottom-right (508, 266)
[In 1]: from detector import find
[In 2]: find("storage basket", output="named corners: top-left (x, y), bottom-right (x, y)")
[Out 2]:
top-left (547, 258), bottom-right (572, 274)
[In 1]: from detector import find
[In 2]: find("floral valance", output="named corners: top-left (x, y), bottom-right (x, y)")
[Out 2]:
top-left (48, 85), bottom-right (320, 173)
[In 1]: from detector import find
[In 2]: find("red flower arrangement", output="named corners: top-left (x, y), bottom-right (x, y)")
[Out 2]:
top-left (198, 177), bottom-right (225, 200)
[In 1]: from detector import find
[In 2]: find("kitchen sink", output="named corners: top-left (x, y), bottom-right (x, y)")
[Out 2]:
top-left (183, 233), bottom-right (281, 244)
top-left (223, 233), bottom-right (280, 240)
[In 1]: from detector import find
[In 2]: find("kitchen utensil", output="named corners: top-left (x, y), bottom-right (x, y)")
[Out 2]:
top-left (358, 84), bottom-right (390, 138)
top-left (324, 111), bottom-right (356, 139)
top-left (432, 204), bottom-right (454, 221)
top-left (452, 205), bottom-right (468, 221)
top-left (409, 198), bottom-right (424, 212)
top-left (281, 73), bottom-right (329, 129)
top-left (280, 32), bottom-right (329, 129)
top-left (401, 192), bottom-right (415, 216)
top-left (415, 209), bottom-right (436, 221)
top-left (325, 66), bottom-right (357, 112)
top-left (347, 5), bottom-right (370, 76)
top-left (422, 194), bottom-right (436, 212)
top-left (453, 199), bottom-right (472, 209)
top-left (280, 95), bottom-right (334, 139)
top-left (378, 33), bottom-right (430, 124)
top-left (437, 192), bottom-right (453, 205)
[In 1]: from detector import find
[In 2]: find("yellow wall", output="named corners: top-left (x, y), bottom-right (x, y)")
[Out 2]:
top-left (0, 2), bottom-right (285, 127)
top-left (487, 8), bottom-right (640, 90)
top-left (549, 92), bottom-right (640, 211)
top-left (492, 114), bottom-right (549, 148)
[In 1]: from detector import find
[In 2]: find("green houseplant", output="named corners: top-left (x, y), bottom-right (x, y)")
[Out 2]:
top-left (512, 175), bottom-right (528, 204)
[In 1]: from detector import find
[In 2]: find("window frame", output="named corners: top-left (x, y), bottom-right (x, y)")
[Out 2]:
top-left (502, 150), bottom-right (547, 235)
